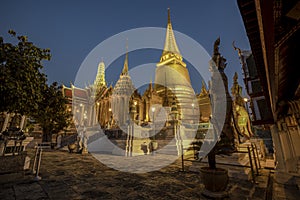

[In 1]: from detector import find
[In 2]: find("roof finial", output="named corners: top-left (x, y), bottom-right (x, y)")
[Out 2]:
top-left (233, 72), bottom-right (238, 83)
top-left (201, 80), bottom-right (206, 89)
top-left (232, 41), bottom-right (242, 57)
top-left (122, 39), bottom-right (129, 75)
top-left (149, 77), bottom-right (153, 91)
top-left (168, 8), bottom-right (171, 24)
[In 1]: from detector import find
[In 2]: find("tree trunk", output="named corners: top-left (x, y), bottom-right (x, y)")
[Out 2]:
top-left (208, 150), bottom-right (216, 169)
top-left (42, 129), bottom-right (52, 142)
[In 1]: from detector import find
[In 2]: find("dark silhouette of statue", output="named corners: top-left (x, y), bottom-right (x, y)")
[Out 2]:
top-left (210, 37), bottom-right (235, 151)
top-left (212, 37), bottom-right (227, 71)
top-left (213, 37), bottom-right (220, 55)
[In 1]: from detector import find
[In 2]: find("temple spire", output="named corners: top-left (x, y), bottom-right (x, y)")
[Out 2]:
top-left (163, 8), bottom-right (180, 56)
top-left (157, 9), bottom-right (186, 67)
top-left (168, 8), bottom-right (171, 24)
top-left (122, 40), bottom-right (129, 75)
top-left (94, 60), bottom-right (106, 88)
top-left (149, 78), bottom-right (153, 92)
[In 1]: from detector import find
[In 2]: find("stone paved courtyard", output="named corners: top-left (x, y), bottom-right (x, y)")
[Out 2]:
top-left (0, 149), bottom-right (298, 199)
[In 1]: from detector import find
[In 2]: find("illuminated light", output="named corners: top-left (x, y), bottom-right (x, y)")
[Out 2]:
top-left (97, 102), bottom-right (100, 106)
top-left (109, 108), bottom-right (112, 112)
top-left (80, 103), bottom-right (83, 107)
top-left (243, 97), bottom-right (249, 102)
top-left (151, 107), bottom-right (156, 112)
top-left (134, 101), bottom-right (137, 105)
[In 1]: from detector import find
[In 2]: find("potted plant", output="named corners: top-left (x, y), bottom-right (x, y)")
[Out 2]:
top-left (199, 38), bottom-right (235, 198)
top-left (199, 122), bottom-right (235, 197)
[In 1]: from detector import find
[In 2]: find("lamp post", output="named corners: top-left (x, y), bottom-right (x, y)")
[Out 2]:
top-left (151, 107), bottom-right (156, 140)
top-left (108, 108), bottom-right (112, 129)
top-left (151, 106), bottom-right (157, 155)
top-left (96, 102), bottom-right (100, 123)
top-left (134, 101), bottom-right (137, 124)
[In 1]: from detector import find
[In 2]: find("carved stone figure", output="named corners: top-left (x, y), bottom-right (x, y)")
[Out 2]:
top-left (210, 38), bottom-right (235, 145)
top-left (212, 37), bottom-right (227, 71)
top-left (231, 72), bottom-right (254, 140)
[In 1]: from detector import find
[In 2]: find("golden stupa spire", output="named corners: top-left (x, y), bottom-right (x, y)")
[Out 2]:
top-left (94, 59), bottom-right (106, 88)
top-left (168, 7), bottom-right (171, 23)
top-left (233, 72), bottom-right (238, 83)
top-left (157, 8), bottom-right (186, 67)
top-left (122, 39), bottom-right (129, 75)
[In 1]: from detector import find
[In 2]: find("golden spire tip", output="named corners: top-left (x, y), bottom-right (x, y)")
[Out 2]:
top-left (122, 39), bottom-right (129, 75)
top-left (168, 8), bottom-right (171, 23)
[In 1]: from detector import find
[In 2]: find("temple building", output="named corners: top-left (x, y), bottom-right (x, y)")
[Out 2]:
top-left (232, 45), bottom-right (273, 125)
top-left (237, 0), bottom-right (300, 187)
top-left (61, 10), bottom-right (210, 133)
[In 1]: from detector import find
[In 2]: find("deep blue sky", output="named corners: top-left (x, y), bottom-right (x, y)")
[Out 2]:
top-left (0, 0), bottom-right (250, 94)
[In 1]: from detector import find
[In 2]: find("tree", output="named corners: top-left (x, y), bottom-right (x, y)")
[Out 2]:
top-left (0, 30), bottom-right (50, 116)
top-left (1, 30), bottom-right (71, 142)
top-left (32, 82), bottom-right (72, 142)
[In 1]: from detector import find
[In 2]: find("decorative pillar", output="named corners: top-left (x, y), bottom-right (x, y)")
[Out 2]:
top-left (124, 96), bottom-right (128, 126)
top-left (100, 102), bottom-right (104, 127)
top-left (138, 101), bottom-right (142, 125)
top-left (80, 104), bottom-right (84, 125)
top-left (125, 112), bottom-right (134, 157)
top-left (94, 103), bottom-right (97, 125)
top-left (88, 105), bottom-right (93, 127)
top-left (271, 124), bottom-right (286, 171)
top-left (20, 115), bottom-right (26, 130)
top-left (120, 97), bottom-right (124, 125)
top-left (146, 100), bottom-right (150, 122)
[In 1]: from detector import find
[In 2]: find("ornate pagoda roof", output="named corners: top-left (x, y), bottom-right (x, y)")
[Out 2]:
top-left (113, 47), bottom-right (135, 96)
